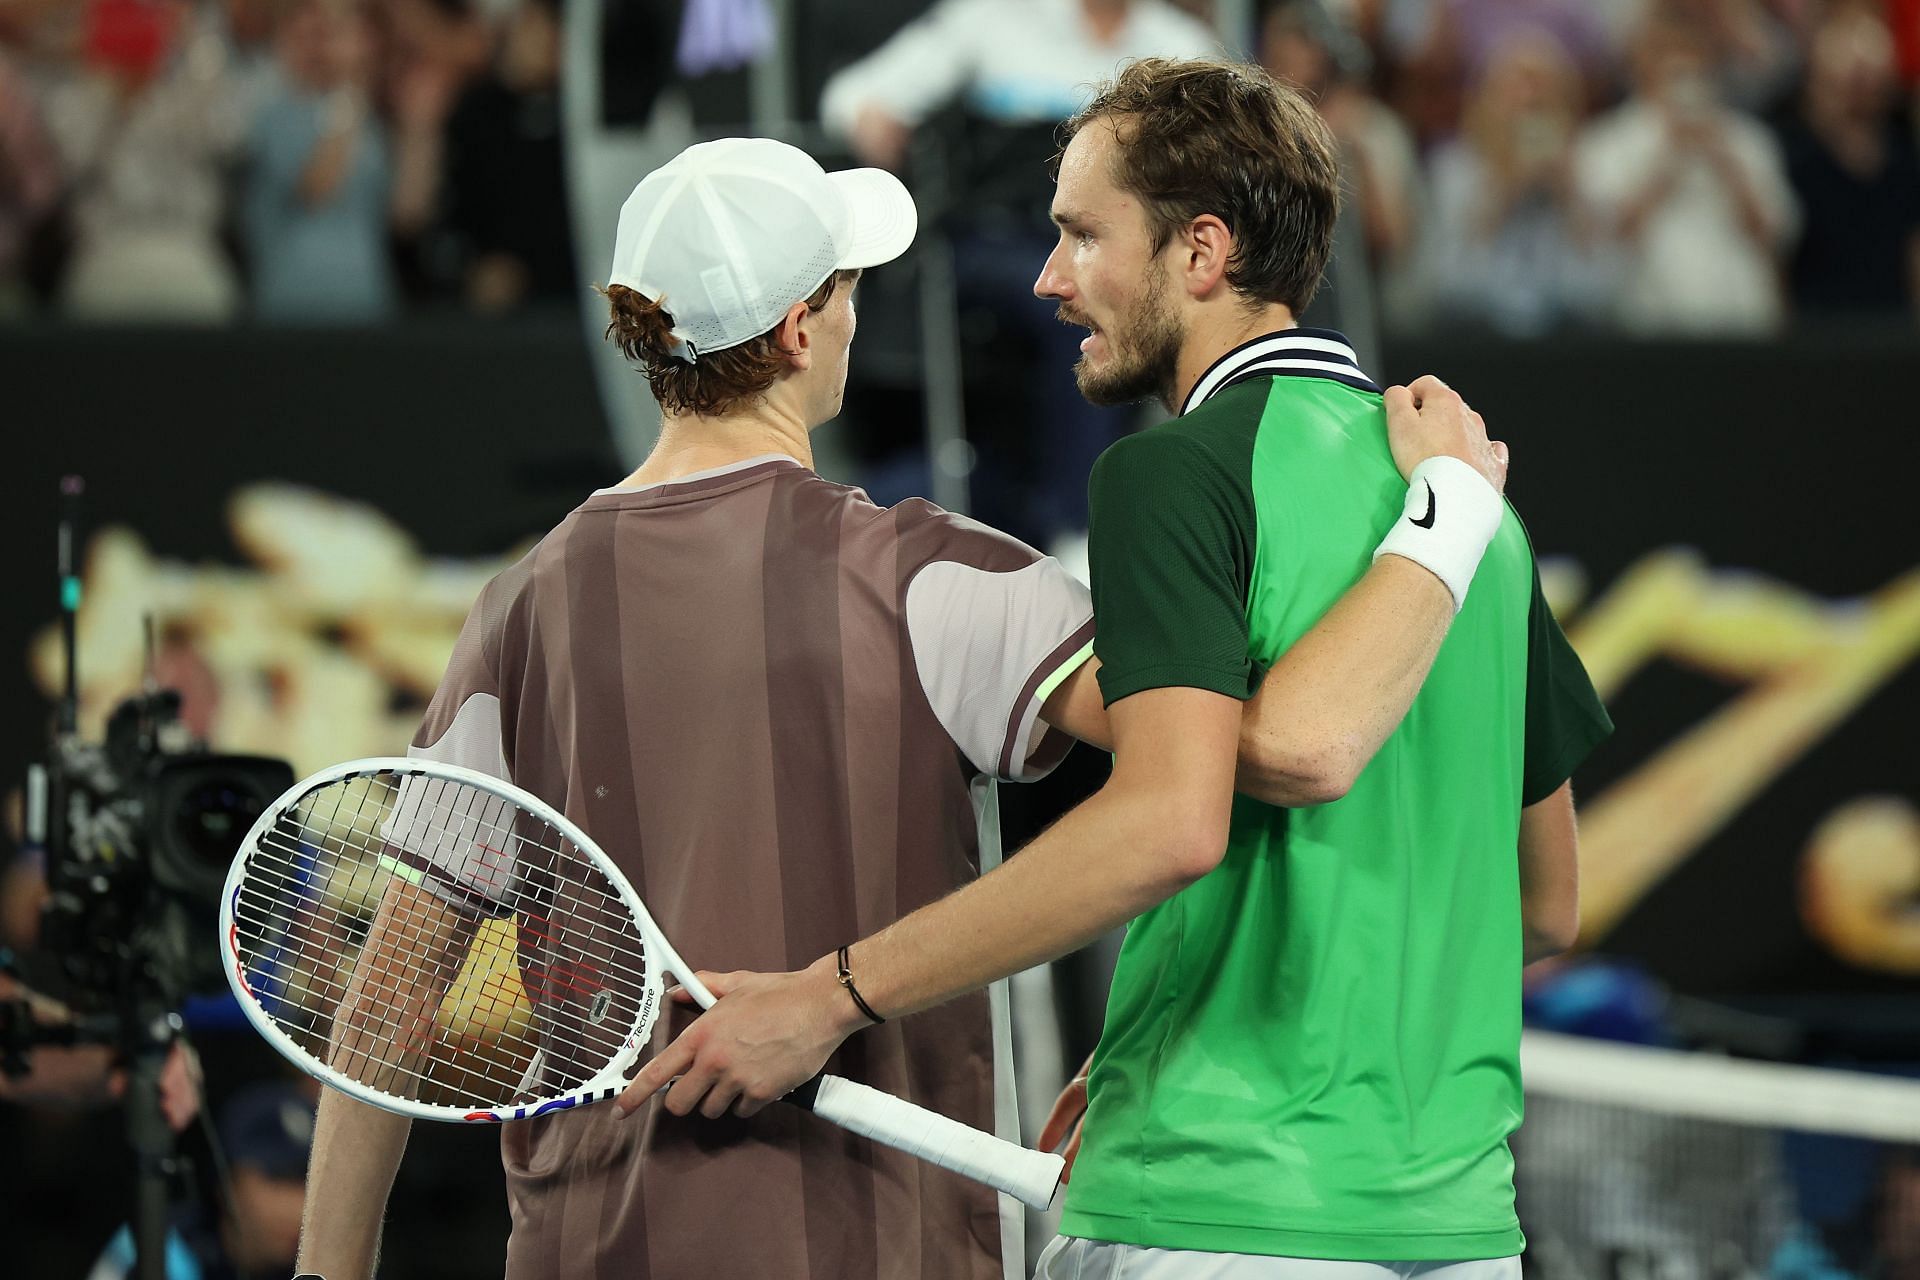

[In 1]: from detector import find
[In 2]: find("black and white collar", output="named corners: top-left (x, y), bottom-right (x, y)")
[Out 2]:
top-left (1179, 328), bottom-right (1380, 416)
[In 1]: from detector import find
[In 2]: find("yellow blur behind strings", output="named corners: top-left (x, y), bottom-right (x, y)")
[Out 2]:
top-left (281, 778), bottom-right (538, 1107)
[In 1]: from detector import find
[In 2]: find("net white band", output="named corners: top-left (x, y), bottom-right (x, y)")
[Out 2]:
top-left (1522, 1029), bottom-right (1920, 1143)
top-left (1372, 456), bottom-right (1505, 613)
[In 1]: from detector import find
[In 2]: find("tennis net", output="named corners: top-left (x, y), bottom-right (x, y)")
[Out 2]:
top-left (1517, 1030), bottom-right (1920, 1280)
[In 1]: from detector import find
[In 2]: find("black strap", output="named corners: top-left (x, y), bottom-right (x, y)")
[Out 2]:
top-left (835, 944), bottom-right (885, 1025)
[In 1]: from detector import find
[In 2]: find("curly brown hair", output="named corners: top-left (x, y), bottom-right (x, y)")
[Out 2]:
top-left (1060, 57), bottom-right (1341, 315)
top-left (601, 270), bottom-right (858, 417)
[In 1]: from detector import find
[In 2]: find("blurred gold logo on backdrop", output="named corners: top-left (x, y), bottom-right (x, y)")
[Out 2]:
top-left (1550, 550), bottom-right (1920, 972)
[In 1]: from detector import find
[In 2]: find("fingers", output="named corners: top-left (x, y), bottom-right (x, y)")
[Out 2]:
top-left (697, 1076), bottom-right (742, 1120)
top-left (615, 1034), bottom-right (699, 1117)
top-left (1060, 1118), bottom-right (1085, 1183)
top-left (1382, 384), bottom-right (1414, 418)
top-left (673, 969), bottom-right (737, 1005)
top-left (1038, 1076), bottom-right (1089, 1152)
top-left (1406, 373), bottom-right (1454, 408)
top-left (732, 1087), bottom-right (779, 1119)
top-left (663, 1063), bottom-right (719, 1117)
top-left (1491, 439), bottom-right (1510, 467)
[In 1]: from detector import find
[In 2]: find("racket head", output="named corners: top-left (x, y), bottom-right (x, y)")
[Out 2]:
top-left (219, 757), bottom-right (683, 1123)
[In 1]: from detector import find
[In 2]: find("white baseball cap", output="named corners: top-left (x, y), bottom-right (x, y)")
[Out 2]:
top-left (607, 137), bottom-right (918, 363)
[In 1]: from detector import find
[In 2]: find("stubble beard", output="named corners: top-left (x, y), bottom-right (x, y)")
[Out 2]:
top-left (1071, 261), bottom-right (1184, 410)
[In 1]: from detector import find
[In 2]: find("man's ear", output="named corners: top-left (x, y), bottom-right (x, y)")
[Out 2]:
top-left (1181, 214), bottom-right (1233, 299)
top-left (774, 300), bottom-right (813, 370)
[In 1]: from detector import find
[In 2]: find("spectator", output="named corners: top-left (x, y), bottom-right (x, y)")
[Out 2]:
top-left (1576, 8), bottom-right (1798, 335)
top-left (1386, 0), bottom-right (1619, 146)
top-left (1658, 0), bottom-right (1801, 112)
top-left (437, 0), bottom-right (576, 313)
top-left (1892, 0), bottom-right (1920, 92)
top-left (820, 0), bottom-right (1216, 549)
top-left (206, 0), bottom-right (281, 120)
top-left (383, 0), bottom-right (489, 297)
top-left (1434, 0), bottom-right (1619, 80)
top-left (1417, 30), bottom-right (1613, 335)
top-left (37, 0), bottom-right (245, 321)
top-left (86, 1079), bottom-right (316, 1280)
top-left (1776, 3), bottom-right (1920, 317)
top-left (244, 0), bottom-right (395, 323)
top-left (0, 45), bottom-right (61, 314)
top-left (1259, 0), bottom-right (1423, 301)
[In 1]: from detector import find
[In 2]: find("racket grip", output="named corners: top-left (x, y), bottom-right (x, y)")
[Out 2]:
top-left (806, 1073), bottom-right (1065, 1210)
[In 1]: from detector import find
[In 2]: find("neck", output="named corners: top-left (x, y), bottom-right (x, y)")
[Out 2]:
top-left (621, 401), bottom-right (815, 487)
top-left (1171, 301), bottom-right (1300, 412)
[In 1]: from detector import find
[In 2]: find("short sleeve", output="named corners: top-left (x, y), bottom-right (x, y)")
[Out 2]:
top-left (1087, 428), bottom-right (1256, 707)
top-left (387, 581), bottom-right (518, 914)
top-left (902, 508), bottom-right (1095, 781)
top-left (1522, 561), bottom-right (1613, 806)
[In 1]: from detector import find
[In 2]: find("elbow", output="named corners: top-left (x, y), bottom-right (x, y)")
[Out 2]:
top-left (1522, 908), bottom-right (1580, 965)
top-left (1159, 813), bottom-right (1232, 889)
top-left (1241, 735), bottom-right (1359, 808)
top-left (1288, 762), bottom-right (1356, 808)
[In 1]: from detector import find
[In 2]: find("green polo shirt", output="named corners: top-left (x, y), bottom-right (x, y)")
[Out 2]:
top-left (1062, 330), bottom-right (1612, 1260)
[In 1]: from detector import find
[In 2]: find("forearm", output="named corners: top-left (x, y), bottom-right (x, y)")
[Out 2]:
top-left (1617, 162), bottom-right (1677, 240)
top-left (1520, 781), bottom-right (1580, 962)
top-left (389, 123), bottom-right (442, 235)
top-left (1237, 555), bottom-right (1454, 805)
top-left (848, 780), bottom-right (1205, 1023)
top-left (1714, 156), bottom-right (1778, 249)
top-left (297, 1088), bottom-right (412, 1280)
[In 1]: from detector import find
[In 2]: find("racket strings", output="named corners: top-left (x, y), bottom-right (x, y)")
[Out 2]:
top-left (230, 770), bottom-right (656, 1107)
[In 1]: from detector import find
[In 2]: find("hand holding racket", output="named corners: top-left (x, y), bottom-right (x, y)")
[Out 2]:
top-left (219, 758), bottom-right (1064, 1210)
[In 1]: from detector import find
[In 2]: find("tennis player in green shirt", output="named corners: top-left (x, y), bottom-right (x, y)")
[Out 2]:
top-left (624, 57), bottom-right (1611, 1278)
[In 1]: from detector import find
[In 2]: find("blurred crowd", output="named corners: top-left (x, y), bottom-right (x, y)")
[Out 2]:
top-left (819, 0), bottom-right (1920, 341)
top-left (0, 0), bottom-right (573, 321)
top-left (0, 0), bottom-right (1914, 335)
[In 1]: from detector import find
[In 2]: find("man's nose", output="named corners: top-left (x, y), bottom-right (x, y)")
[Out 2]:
top-left (1034, 250), bottom-right (1072, 302)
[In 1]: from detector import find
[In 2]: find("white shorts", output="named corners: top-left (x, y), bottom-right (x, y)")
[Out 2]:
top-left (1034, 1237), bottom-right (1524, 1280)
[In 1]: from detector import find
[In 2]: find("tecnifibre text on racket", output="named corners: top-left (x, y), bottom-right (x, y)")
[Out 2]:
top-left (218, 757), bottom-right (1064, 1209)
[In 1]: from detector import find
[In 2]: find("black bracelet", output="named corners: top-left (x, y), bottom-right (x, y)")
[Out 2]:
top-left (835, 944), bottom-right (885, 1025)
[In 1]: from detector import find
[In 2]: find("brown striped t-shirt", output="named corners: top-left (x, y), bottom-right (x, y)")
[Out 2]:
top-left (407, 455), bottom-right (1094, 1280)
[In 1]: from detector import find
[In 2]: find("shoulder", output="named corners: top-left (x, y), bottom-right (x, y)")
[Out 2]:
top-left (889, 496), bottom-right (1044, 575)
top-left (1091, 410), bottom-right (1258, 513)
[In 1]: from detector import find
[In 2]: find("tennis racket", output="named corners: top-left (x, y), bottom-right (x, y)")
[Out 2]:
top-left (218, 757), bottom-right (1064, 1209)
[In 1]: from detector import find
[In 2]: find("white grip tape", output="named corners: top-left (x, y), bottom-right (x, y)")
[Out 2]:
top-left (810, 1073), bottom-right (1065, 1209)
top-left (1372, 455), bottom-right (1504, 612)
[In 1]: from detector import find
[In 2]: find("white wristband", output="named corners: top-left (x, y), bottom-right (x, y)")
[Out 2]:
top-left (1372, 456), bottom-right (1504, 612)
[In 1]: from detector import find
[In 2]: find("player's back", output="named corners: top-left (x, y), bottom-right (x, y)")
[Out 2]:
top-left (410, 457), bottom-right (1074, 1280)
top-left (1064, 375), bottom-right (1537, 1260)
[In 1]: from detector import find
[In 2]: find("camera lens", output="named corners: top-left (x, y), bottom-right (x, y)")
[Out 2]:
top-left (172, 780), bottom-right (268, 866)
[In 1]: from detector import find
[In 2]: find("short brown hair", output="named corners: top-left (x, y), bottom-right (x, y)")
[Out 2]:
top-left (1061, 57), bottom-right (1341, 314)
top-left (602, 270), bottom-right (857, 417)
